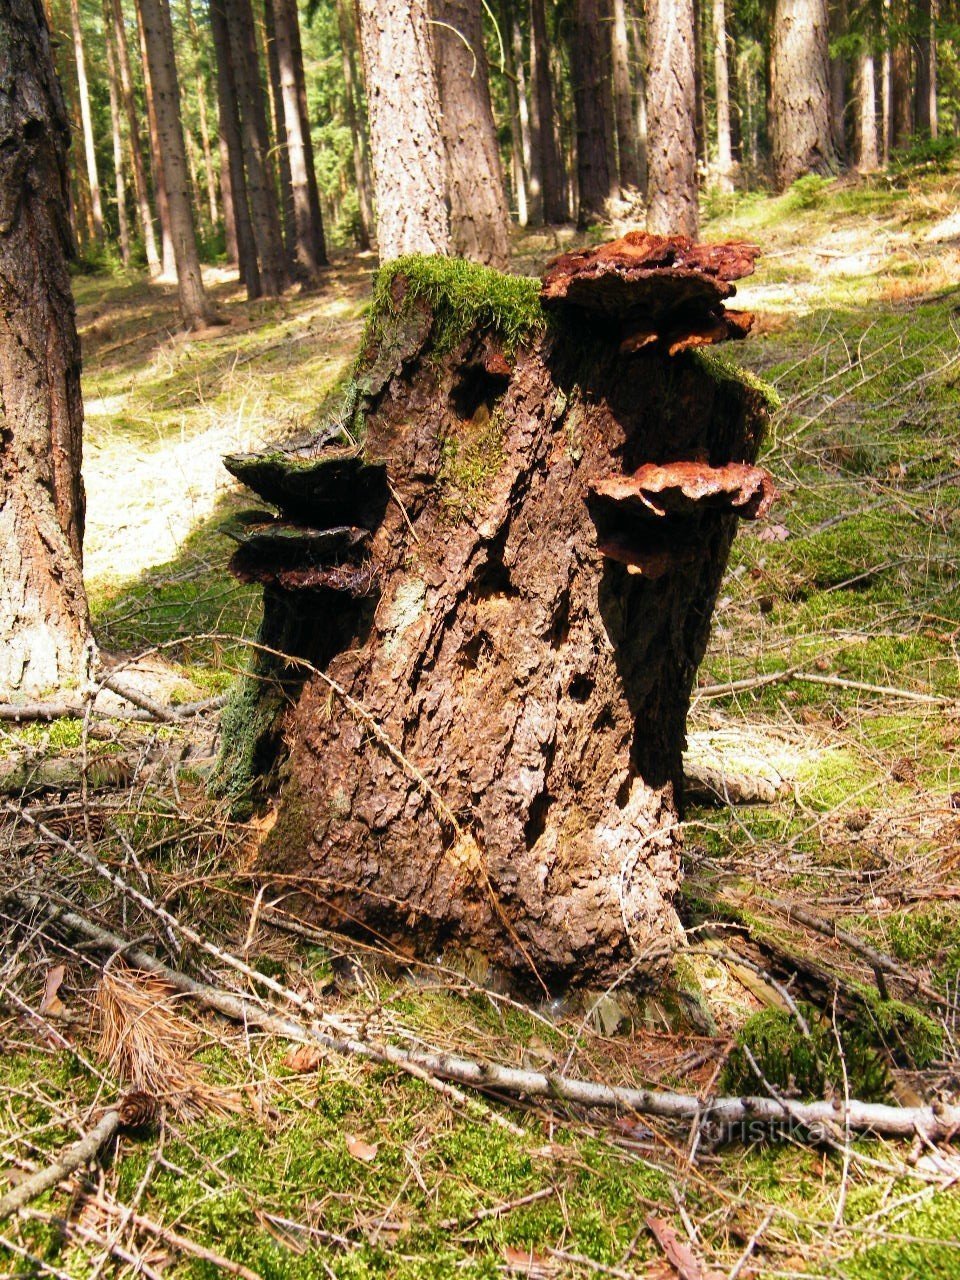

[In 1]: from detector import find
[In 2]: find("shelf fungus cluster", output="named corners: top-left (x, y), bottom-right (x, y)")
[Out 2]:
top-left (220, 237), bottom-right (777, 991)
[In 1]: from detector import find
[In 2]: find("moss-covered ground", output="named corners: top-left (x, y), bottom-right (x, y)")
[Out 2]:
top-left (2, 162), bottom-right (960, 1277)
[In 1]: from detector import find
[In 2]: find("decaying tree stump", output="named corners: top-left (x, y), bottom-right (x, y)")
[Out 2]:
top-left (219, 232), bottom-right (777, 991)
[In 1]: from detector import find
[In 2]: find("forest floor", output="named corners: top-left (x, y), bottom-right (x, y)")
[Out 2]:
top-left (2, 156), bottom-right (960, 1279)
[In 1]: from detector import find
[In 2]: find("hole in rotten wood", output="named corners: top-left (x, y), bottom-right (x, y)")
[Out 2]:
top-left (449, 363), bottom-right (510, 422)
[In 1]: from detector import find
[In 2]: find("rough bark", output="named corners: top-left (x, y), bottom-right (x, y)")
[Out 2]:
top-left (828, 0), bottom-right (847, 164)
top-left (135, 0), bottom-right (176, 278)
top-left (770, 0), bottom-right (838, 189)
top-left (915, 0), bottom-right (937, 140)
top-left (0, 0), bottom-right (94, 699)
top-left (272, 0), bottom-right (327, 282)
top-left (610, 0), bottom-right (639, 191)
top-left (103, 5), bottom-right (130, 265)
top-left (337, 0), bottom-right (373, 250)
top-left (210, 0), bottom-right (260, 296)
top-left (857, 50), bottom-right (879, 171)
top-left (529, 0), bottom-right (565, 223)
top-left (357, 0), bottom-right (450, 258)
top-left (430, 0), bottom-right (510, 268)
top-left (136, 0), bottom-right (215, 327)
top-left (184, 0), bottom-right (219, 227)
top-left (224, 0), bottom-right (288, 295)
top-left (107, 0), bottom-right (160, 274)
top-left (263, 0), bottom-right (297, 271)
top-left (510, 7), bottom-right (538, 224)
top-left (712, 0), bottom-right (734, 191)
top-left (628, 7), bottom-right (648, 194)
top-left (68, 0), bottom-right (103, 244)
top-left (891, 0), bottom-right (912, 147)
top-left (221, 236), bottom-right (772, 990)
top-left (501, 3), bottom-right (529, 227)
top-left (570, 0), bottom-right (618, 226)
top-left (646, 0), bottom-right (699, 237)
top-left (287, 0), bottom-right (328, 270)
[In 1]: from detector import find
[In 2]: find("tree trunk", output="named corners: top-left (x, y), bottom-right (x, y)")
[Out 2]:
top-left (210, 0), bottom-right (260, 295)
top-left (629, 7), bottom-right (649, 195)
top-left (510, 4), bottom-right (539, 224)
top-left (290, 0), bottom-right (328, 269)
top-left (693, 0), bottom-right (707, 164)
top-left (646, 0), bottom-right (699, 237)
top-left (264, 0), bottom-right (297, 272)
top-left (224, 0), bottom-right (288, 295)
top-left (530, 0), bottom-right (565, 224)
top-left (501, 6), bottom-right (529, 227)
top-left (337, 0), bottom-right (373, 250)
top-left (829, 0), bottom-right (847, 164)
top-left (69, 0), bottom-right (104, 244)
top-left (430, 0), bottom-right (510, 268)
top-left (770, 0), bottom-right (838, 189)
top-left (220, 236), bottom-right (773, 990)
top-left (881, 0), bottom-right (892, 163)
top-left (857, 50), bottom-right (879, 171)
top-left (610, 0), bottom-right (639, 191)
top-left (272, 0), bottom-right (327, 282)
top-left (915, 0), bottom-right (937, 140)
top-left (891, 0), bottom-right (912, 148)
top-left (103, 4), bottom-right (130, 265)
top-left (135, 0), bottom-right (177, 278)
top-left (570, 0), bottom-right (618, 226)
top-left (107, 0), bottom-right (160, 274)
top-left (712, 0), bottom-right (734, 191)
top-left (136, 0), bottom-right (215, 327)
top-left (219, 124), bottom-right (238, 262)
top-left (356, 0), bottom-right (450, 259)
top-left (185, 0), bottom-right (219, 227)
top-left (0, 0), bottom-right (94, 700)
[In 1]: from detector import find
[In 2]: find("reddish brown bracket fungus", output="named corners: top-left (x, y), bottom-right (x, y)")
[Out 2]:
top-left (590, 462), bottom-right (778, 521)
top-left (543, 230), bottom-right (759, 356)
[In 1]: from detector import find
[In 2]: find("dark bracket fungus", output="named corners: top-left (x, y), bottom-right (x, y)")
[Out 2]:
top-left (218, 237), bottom-right (777, 992)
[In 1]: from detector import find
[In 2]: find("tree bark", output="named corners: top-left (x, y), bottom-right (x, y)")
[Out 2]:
top-left (509, 3), bottom-right (538, 224)
top-left (224, 0), bottom-right (288, 295)
top-left (263, 0), bottom-right (297, 271)
top-left (107, 0), bottom-right (160, 274)
top-left (915, 0), bottom-right (937, 140)
top-left (136, 0), bottom-right (215, 327)
top-left (210, 0), bottom-right (260, 295)
top-left (570, 0), bottom-right (618, 226)
top-left (337, 0), bottom-right (373, 251)
top-left (881, 0), bottom-right (892, 163)
top-left (272, 0), bottom-right (327, 282)
top-left (185, 0), bottom-right (219, 227)
top-left (890, 0), bottom-right (912, 148)
top-left (0, 0), bottom-right (94, 700)
top-left (501, 4), bottom-right (530, 227)
top-left (68, 0), bottom-right (104, 244)
top-left (529, 0), bottom-right (565, 224)
top-left (356, 0), bottom-right (450, 259)
top-left (712, 0), bottom-right (734, 191)
top-left (628, 7), bottom-right (648, 194)
top-left (430, 0), bottom-right (510, 268)
top-left (770, 0), bottom-right (838, 189)
top-left (135, 0), bottom-right (176, 277)
top-left (610, 0), bottom-right (639, 191)
top-left (103, 4), bottom-right (130, 265)
top-left (857, 50), bottom-right (879, 171)
top-left (220, 236), bottom-right (772, 990)
top-left (646, 0), bottom-right (699, 237)
top-left (828, 0), bottom-right (847, 164)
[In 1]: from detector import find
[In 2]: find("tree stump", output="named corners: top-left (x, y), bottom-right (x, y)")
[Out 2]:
top-left (220, 233), bottom-right (777, 991)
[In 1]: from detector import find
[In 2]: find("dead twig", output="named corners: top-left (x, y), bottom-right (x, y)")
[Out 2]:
top-left (10, 885), bottom-right (960, 1143)
top-left (0, 1109), bottom-right (122, 1224)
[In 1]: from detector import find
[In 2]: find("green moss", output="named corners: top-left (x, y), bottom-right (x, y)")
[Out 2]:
top-left (211, 669), bottom-right (287, 814)
top-left (368, 255), bottom-right (545, 358)
top-left (438, 405), bottom-right (506, 521)
top-left (691, 345), bottom-right (782, 413)
top-left (721, 1003), bottom-right (891, 1104)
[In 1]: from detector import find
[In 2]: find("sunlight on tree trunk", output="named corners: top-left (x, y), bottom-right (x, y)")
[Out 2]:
top-left (646, 0), bottom-right (699, 236)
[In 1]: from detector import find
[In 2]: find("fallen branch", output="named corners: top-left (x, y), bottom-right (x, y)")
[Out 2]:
top-left (0, 1109), bottom-right (121, 1223)
top-left (695, 668), bottom-right (951, 706)
top-left (8, 886), bottom-right (960, 1143)
top-left (0, 694), bottom-right (225, 724)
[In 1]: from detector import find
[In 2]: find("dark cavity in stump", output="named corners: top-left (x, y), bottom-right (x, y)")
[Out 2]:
top-left (218, 234), bottom-right (777, 993)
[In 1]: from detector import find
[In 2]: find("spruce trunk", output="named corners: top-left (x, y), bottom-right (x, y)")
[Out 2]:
top-left (137, 0), bottom-right (214, 327)
top-left (108, 0), bottom-right (160, 274)
top-left (530, 0), bottom-right (565, 224)
top-left (770, 0), bottom-right (838, 189)
top-left (646, 0), bottom-right (699, 236)
top-left (0, 0), bottom-right (93, 699)
top-left (219, 235), bottom-right (774, 990)
top-left (210, 0), bottom-right (260, 297)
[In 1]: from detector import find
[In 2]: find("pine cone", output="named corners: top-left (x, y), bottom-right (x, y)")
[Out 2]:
top-left (117, 1090), bottom-right (161, 1130)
